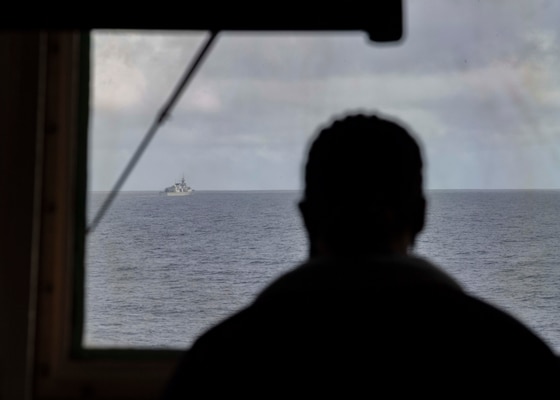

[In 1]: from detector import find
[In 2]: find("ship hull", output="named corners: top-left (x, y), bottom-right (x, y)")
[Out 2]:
top-left (166, 191), bottom-right (191, 196)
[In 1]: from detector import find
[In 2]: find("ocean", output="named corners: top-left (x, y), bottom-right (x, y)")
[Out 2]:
top-left (85, 190), bottom-right (560, 353)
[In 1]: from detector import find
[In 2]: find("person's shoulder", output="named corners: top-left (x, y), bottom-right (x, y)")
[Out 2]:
top-left (164, 256), bottom-right (560, 397)
top-left (255, 254), bottom-right (463, 300)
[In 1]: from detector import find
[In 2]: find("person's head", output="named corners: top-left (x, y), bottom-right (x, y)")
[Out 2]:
top-left (299, 112), bottom-right (426, 258)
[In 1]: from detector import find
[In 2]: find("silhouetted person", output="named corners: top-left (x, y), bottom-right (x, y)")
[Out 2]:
top-left (163, 113), bottom-right (560, 398)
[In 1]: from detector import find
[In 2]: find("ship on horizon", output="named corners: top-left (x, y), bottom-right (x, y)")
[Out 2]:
top-left (164, 176), bottom-right (193, 196)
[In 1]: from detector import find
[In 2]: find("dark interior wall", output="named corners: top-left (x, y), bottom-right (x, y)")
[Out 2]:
top-left (0, 32), bottom-right (43, 400)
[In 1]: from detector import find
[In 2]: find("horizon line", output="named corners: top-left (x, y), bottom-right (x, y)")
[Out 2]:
top-left (88, 188), bottom-right (560, 193)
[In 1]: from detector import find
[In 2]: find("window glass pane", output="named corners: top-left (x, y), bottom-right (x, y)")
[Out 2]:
top-left (86, 1), bottom-right (560, 351)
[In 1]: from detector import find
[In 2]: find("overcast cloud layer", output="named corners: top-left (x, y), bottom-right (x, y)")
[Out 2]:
top-left (89, 0), bottom-right (560, 192)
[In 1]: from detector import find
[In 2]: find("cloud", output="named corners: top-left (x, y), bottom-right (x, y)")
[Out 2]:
top-left (92, 55), bottom-right (147, 110)
top-left (88, 2), bottom-right (560, 191)
top-left (184, 87), bottom-right (222, 112)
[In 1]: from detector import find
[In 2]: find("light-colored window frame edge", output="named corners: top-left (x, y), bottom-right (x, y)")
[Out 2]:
top-left (34, 30), bottom-right (181, 400)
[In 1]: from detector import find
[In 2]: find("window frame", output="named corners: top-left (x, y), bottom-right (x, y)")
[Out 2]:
top-left (33, 23), bottom-right (404, 397)
top-left (7, 4), bottom-right (404, 398)
top-left (33, 31), bottom-right (180, 400)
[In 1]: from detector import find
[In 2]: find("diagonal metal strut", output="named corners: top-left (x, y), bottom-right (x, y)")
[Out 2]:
top-left (87, 30), bottom-right (219, 234)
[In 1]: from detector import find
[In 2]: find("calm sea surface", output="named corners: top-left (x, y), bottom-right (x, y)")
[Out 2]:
top-left (85, 190), bottom-right (560, 353)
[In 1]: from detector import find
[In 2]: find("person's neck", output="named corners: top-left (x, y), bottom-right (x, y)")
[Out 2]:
top-left (390, 232), bottom-right (412, 254)
top-left (312, 233), bottom-right (413, 259)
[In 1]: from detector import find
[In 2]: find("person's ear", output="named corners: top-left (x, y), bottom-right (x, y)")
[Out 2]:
top-left (298, 200), bottom-right (312, 233)
top-left (412, 196), bottom-right (426, 235)
top-left (299, 200), bottom-right (320, 257)
top-left (298, 199), bottom-right (306, 219)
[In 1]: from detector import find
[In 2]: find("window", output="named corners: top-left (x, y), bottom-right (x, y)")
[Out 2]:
top-left (34, 1), bottom-right (560, 398)
top-left (86, 2), bottom-right (560, 353)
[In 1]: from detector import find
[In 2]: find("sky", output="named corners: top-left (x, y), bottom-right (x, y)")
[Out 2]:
top-left (88, 0), bottom-right (560, 191)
